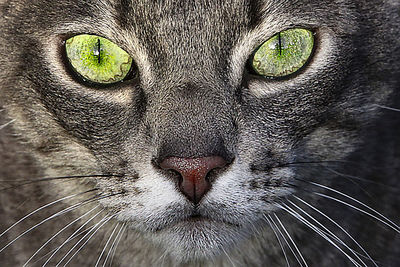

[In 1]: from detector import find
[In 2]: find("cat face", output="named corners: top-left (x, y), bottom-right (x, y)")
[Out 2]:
top-left (1, 0), bottom-right (399, 264)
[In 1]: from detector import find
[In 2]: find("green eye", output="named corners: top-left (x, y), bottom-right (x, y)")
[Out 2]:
top-left (251, 28), bottom-right (314, 78)
top-left (65, 34), bottom-right (134, 84)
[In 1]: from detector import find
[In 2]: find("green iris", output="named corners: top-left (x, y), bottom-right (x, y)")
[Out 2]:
top-left (251, 28), bottom-right (314, 77)
top-left (65, 34), bottom-right (133, 84)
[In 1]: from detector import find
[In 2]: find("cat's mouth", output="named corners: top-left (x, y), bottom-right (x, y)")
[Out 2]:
top-left (182, 213), bottom-right (232, 225)
top-left (153, 210), bottom-right (241, 232)
top-left (185, 213), bottom-right (205, 222)
top-left (178, 215), bottom-right (213, 226)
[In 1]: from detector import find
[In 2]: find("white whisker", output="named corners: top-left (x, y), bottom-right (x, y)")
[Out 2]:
top-left (54, 215), bottom-right (110, 266)
top-left (264, 215), bottom-right (290, 267)
top-left (293, 196), bottom-right (378, 267)
top-left (109, 224), bottom-right (126, 267)
top-left (60, 215), bottom-right (115, 267)
top-left (95, 222), bottom-right (119, 267)
top-left (42, 208), bottom-right (104, 266)
top-left (23, 206), bottom-right (99, 266)
top-left (0, 194), bottom-right (99, 254)
top-left (274, 213), bottom-right (309, 267)
top-left (248, 219), bottom-right (263, 238)
top-left (155, 249), bottom-right (169, 267)
top-left (0, 191), bottom-right (90, 239)
top-left (0, 119), bottom-right (15, 130)
top-left (268, 214), bottom-right (302, 267)
top-left (278, 204), bottom-right (362, 267)
top-left (325, 167), bottom-right (390, 189)
top-left (316, 192), bottom-right (400, 235)
top-left (287, 200), bottom-right (368, 266)
top-left (309, 182), bottom-right (400, 233)
top-left (374, 104), bottom-right (400, 112)
top-left (103, 223), bottom-right (125, 267)
top-left (33, 224), bottom-right (97, 265)
top-left (221, 246), bottom-right (236, 267)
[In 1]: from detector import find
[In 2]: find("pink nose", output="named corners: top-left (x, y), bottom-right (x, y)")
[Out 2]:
top-left (160, 156), bottom-right (228, 204)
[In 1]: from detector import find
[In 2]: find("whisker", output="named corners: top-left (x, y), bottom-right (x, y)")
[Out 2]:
top-left (34, 218), bottom-right (101, 265)
top-left (273, 214), bottom-right (308, 267)
top-left (0, 191), bottom-right (122, 254)
top-left (103, 223), bottom-right (125, 267)
top-left (42, 208), bottom-right (104, 265)
top-left (60, 215), bottom-right (115, 267)
top-left (0, 174), bottom-right (122, 183)
top-left (109, 224), bottom-right (126, 267)
top-left (41, 212), bottom-right (104, 267)
top-left (0, 119), bottom-right (15, 130)
top-left (22, 206), bottom-right (99, 266)
top-left (324, 167), bottom-right (392, 190)
top-left (285, 160), bottom-right (389, 172)
top-left (278, 204), bottom-right (363, 267)
top-left (0, 202), bottom-right (91, 254)
top-left (267, 214), bottom-right (302, 267)
top-left (325, 169), bottom-right (371, 197)
top-left (221, 246), bottom-right (236, 267)
top-left (287, 200), bottom-right (368, 266)
top-left (0, 189), bottom-right (96, 239)
top-left (95, 222), bottom-right (119, 267)
top-left (248, 219), bottom-right (263, 240)
top-left (299, 180), bottom-right (400, 233)
top-left (54, 215), bottom-right (111, 266)
top-left (374, 104), bottom-right (400, 112)
top-left (293, 195), bottom-right (378, 267)
top-left (264, 215), bottom-right (290, 267)
top-left (316, 192), bottom-right (400, 234)
top-left (155, 248), bottom-right (169, 267)
top-left (0, 174), bottom-right (122, 192)
top-left (279, 160), bottom-right (349, 167)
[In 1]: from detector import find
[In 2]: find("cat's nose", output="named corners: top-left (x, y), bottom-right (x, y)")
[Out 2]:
top-left (159, 156), bottom-right (228, 204)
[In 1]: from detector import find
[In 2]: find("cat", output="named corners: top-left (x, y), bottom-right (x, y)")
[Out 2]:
top-left (0, 0), bottom-right (399, 266)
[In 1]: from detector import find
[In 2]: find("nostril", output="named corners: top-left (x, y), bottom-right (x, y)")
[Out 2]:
top-left (159, 156), bottom-right (228, 204)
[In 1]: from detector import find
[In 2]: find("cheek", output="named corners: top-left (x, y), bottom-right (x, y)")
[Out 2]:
top-left (298, 126), bottom-right (357, 161)
top-left (97, 169), bottom-right (185, 213)
top-left (133, 171), bottom-right (185, 205)
top-left (202, 164), bottom-right (295, 215)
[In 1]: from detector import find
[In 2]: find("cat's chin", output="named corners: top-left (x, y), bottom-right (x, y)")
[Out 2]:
top-left (150, 217), bottom-right (244, 262)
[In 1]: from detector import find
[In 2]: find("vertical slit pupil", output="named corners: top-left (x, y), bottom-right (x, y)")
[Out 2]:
top-left (97, 39), bottom-right (101, 64)
top-left (278, 32), bottom-right (282, 56)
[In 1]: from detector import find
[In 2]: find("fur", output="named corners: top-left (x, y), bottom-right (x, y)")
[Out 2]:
top-left (0, 0), bottom-right (399, 266)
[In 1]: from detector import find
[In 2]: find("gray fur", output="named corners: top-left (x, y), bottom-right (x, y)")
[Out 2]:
top-left (0, 0), bottom-right (399, 266)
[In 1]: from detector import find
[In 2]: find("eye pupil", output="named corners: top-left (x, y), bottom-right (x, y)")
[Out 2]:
top-left (278, 32), bottom-right (282, 56)
top-left (97, 39), bottom-right (101, 64)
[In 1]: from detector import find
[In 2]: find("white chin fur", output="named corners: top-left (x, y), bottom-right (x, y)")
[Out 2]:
top-left (152, 220), bottom-right (244, 262)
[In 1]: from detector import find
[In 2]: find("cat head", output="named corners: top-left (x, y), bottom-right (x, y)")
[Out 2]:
top-left (1, 0), bottom-right (398, 262)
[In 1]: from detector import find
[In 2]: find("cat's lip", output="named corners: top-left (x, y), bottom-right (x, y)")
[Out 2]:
top-left (174, 214), bottom-right (240, 228)
top-left (184, 214), bottom-right (208, 222)
top-left (152, 213), bottom-right (240, 233)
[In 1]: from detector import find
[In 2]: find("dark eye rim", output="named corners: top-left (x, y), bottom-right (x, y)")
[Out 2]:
top-left (60, 34), bottom-right (138, 89)
top-left (246, 27), bottom-right (318, 81)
